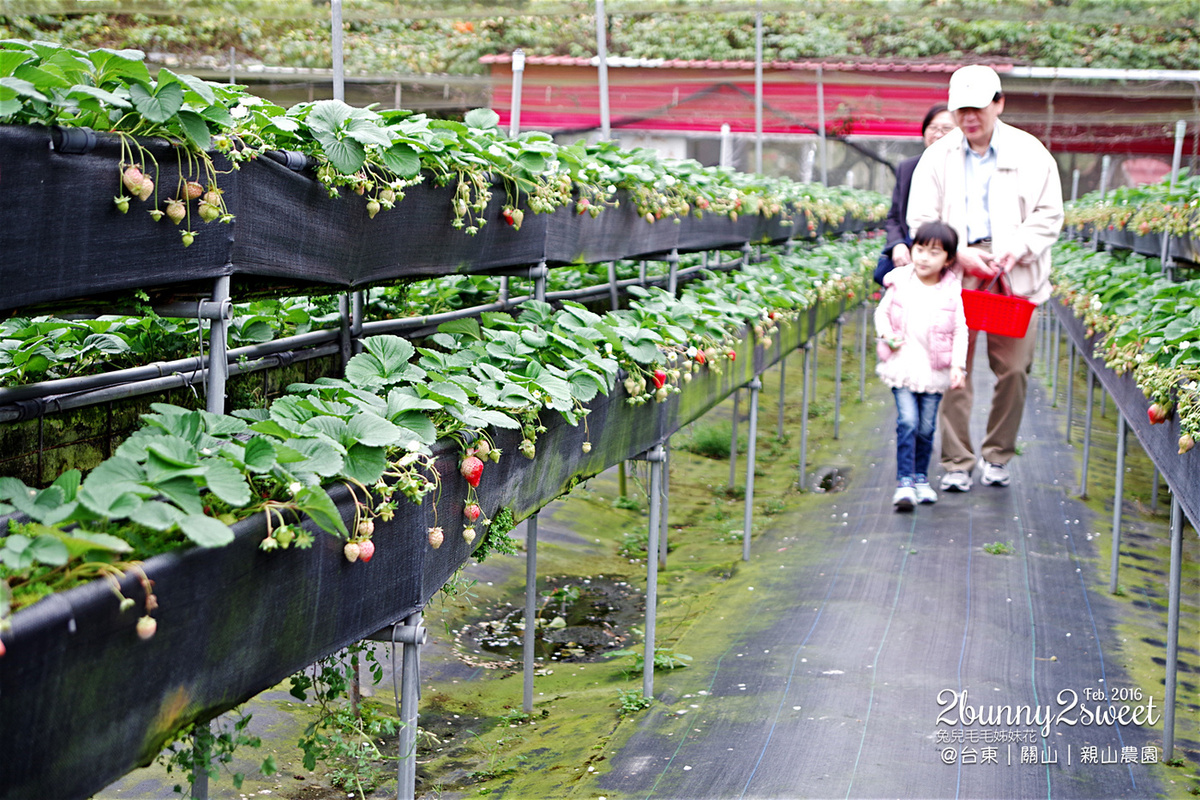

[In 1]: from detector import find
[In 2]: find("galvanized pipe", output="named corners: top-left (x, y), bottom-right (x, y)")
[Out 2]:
top-left (1109, 415), bottom-right (1126, 594)
top-left (1081, 367), bottom-right (1095, 497)
top-left (398, 611), bottom-right (426, 800)
top-left (667, 249), bottom-right (679, 297)
top-left (523, 513), bottom-right (538, 713)
top-left (798, 340), bottom-right (812, 491)
top-left (1163, 496), bottom-right (1184, 760)
top-left (643, 445), bottom-right (664, 699)
top-left (1051, 315), bottom-right (1061, 407)
top-left (743, 377), bottom-right (761, 562)
top-left (659, 440), bottom-right (670, 569)
top-left (206, 277), bottom-right (231, 415)
top-left (776, 352), bottom-right (787, 439)
top-left (1152, 467), bottom-right (1160, 513)
top-left (859, 299), bottom-right (868, 403)
top-left (1065, 343), bottom-right (1076, 443)
top-left (607, 261), bottom-right (619, 310)
top-left (833, 314), bottom-right (844, 439)
top-left (351, 290), bottom-right (364, 355)
top-left (595, 0), bottom-right (611, 139)
top-left (729, 388), bottom-right (740, 487)
top-left (509, 49), bottom-right (525, 137)
top-left (338, 293), bottom-right (352, 369)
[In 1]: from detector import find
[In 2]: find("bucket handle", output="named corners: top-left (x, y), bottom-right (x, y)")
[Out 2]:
top-left (979, 271), bottom-right (1013, 296)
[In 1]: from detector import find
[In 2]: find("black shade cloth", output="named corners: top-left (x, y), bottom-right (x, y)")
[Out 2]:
top-left (1055, 301), bottom-right (1200, 532)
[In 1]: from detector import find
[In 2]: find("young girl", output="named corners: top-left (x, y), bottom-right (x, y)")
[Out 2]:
top-left (875, 220), bottom-right (968, 511)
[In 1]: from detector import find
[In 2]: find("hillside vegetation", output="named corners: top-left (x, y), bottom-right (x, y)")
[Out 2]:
top-left (2, 0), bottom-right (1197, 76)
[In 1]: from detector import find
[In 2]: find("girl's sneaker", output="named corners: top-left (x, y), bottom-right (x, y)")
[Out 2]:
top-left (913, 478), bottom-right (938, 504)
top-left (893, 478), bottom-right (916, 512)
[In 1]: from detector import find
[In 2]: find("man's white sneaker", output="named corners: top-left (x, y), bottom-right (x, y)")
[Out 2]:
top-left (914, 480), bottom-right (938, 504)
top-left (893, 485), bottom-right (917, 512)
top-left (940, 470), bottom-right (972, 492)
top-left (980, 459), bottom-right (1011, 487)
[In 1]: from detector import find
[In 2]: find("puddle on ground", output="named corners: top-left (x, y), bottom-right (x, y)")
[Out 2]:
top-left (457, 575), bottom-right (641, 664)
top-left (812, 465), bottom-right (851, 493)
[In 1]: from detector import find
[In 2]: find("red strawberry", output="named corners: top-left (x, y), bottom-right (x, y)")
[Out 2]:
top-left (0, 635), bottom-right (5, 657)
top-left (136, 615), bottom-right (157, 640)
top-left (461, 455), bottom-right (484, 487)
top-left (694, 350), bottom-right (706, 365)
top-left (503, 208), bottom-right (516, 226)
top-left (358, 539), bottom-right (376, 563)
top-left (576, 198), bottom-right (590, 215)
top-left (464, 502), bottom-right (482, 523)
top-left (1179, 434), bottom-right (1195, 455)
top-left (1148, 403), bottom-right (1169, 425)
top-left (343, 541), bottom-right (361, 562)
top-left (652, 369), bottom-right (667, 389)
top-left (728, 350), bottom-right (737, 361)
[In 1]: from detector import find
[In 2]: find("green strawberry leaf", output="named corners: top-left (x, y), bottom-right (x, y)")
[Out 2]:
top-left (179, 513), bottom-right (235, 548)
top-left (294, 485), bottom-right (348, 538)
top-left (129, 80), bottom-right (184, 124)
top-left (176, 109), bottom-right (212, 151)
top-left (201, 458), bottom-right (252, 507)
top-left (342, 443), bottom-right (387, 485)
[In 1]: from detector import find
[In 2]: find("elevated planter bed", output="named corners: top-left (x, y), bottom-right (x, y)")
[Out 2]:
top-left (0, 297), bottom-right (850, 800)
top-left (1, 126), bottom-right (832, 311)
top-left (1053, 301), bottom-right (1200, 530)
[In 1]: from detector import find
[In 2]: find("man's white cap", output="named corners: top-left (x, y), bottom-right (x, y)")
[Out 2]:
top-left (947, 65), bottom-right (1002, 111)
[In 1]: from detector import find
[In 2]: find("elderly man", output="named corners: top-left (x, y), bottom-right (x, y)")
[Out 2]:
top-left (907, 65), bottom-right (1064, 492)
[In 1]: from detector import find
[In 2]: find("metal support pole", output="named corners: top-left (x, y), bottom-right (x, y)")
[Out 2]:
top-left (607, 261), bottom-right (619, 310)
top-left (719, 123), bottom-right (732, 168)
top-left (1051, 314), bottom-right (1061, 407)
top-left (1163, 120), bottom-right (1187, 280)
top-left (1065, 343), bottom-right (1076, 443)
top-left (833, 314), bottom-right (844, 439)
top-left (523, 514), bottom-right (538, 713)
top-left (338, 293), bottom-right (352, 370)
top-left (594, 0), bottom-right (611, 140)
top-left (639, 260), bottom-right (648, 286)
top-left (776, 352), bottom-right (787, 439)
top-left (499, 276), bottom-right (510, 309)
top-left (667, 248), bottom-right (679, 297)
top-left (330, 0), bottom-right (344, 101)
top-left (816, 66), bottom-right (828, 185)
top-left (206, 276), bottom-right (231, 416)
top-left (1109, 415), bottom-right (1126, 594)
top-left (1163, 496), bottom-right (1184, 760)
top-left (397, 611), bottom-right (426, 800)
top-left (191, 725), bottom-right (209, 799)
top-left (643, 445), bottom-right (664, 699)
top-left (729, 389), bottom-right (740, 487)
top-left (1071, 168), bottom-right (1080, 203)
top-left (533, 261), bottom-right (547, 303)
top-left (798, 341), bottom-right (812, 491)
top-left (1081, 367), bottom-right (1095, 498)
top-left (743, 377), bottom-right (761, 561)
top-left (1151, 467), bottom-right (1160, 513)
top-left (228, 47), bottom-right (236, 85)
top-left (351, 290), bottom-right (364, 355)
top-left (1100, 385), bottom-right (1107, 418)
top-left (1093, 155), bottom-right (1111, 251)
top-left (659, 440), bottom-right (670, 569)
top-left (859, 299), bottom-right (868, 402)
top-left (753, 2), bottom-right (763, 174)
top-left (509, 49), bottom-right (525, 137)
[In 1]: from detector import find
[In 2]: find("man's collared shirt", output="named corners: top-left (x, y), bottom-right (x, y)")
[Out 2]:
top-left (963, 139), bottom-right (997, 244)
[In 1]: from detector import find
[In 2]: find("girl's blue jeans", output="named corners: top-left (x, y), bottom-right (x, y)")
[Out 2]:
top-left (893, 388), bottom-right (942, 483)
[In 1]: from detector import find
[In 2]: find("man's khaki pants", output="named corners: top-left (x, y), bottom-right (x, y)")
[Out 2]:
top-left (939, 278), bottom-right (1040, 473)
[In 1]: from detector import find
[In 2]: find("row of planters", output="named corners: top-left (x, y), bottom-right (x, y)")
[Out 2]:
top-left (1064, 171), bottom-right (1200, 265)
top-left (1051, 241), bottom-right (1200, 527)
top-left (0, 40), bottom-right (885, 313)
top-left (0, 234), bottom-right (875, 799)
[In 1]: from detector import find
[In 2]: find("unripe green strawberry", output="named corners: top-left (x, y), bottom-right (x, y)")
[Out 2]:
top-left (582, 441), bottom-right (592, 453)
top-left (1179, 433), bottom-right (1195, 454)
top-left (138, 176), bottom-right (155, 201)
top-left (366, 199), bottom-right (381, 219)
top-left (199, 201), bottom-right (220, 222)
top-left (344, 541), bottom-right (361, 562)
top-left (185, 181), bottom-right (204, 200)
top-left (519, 439), bottom-right (536, 459)
top-left (203, 189), bottom-right (222, 206)
top-left (181, 231), bottom-right (195, 247)
top-left (357, 519), bottom-right (375, 537)
top-left (428, 526), bottom-right (445, 549)
top-left (474, 439), bottom-right (491, 458)
top-left (114, 195), bottom-right (130, 214)
top-left (380, 188), bottom-right (396, 204)
top-left (462, 526), bottom-right (477, 544)
top-left (122, 165), bottom-right (144, 194)
top-left (136, 615), bottom-right (157, 640)
top-left (166, 199), bottom-right (186, 224)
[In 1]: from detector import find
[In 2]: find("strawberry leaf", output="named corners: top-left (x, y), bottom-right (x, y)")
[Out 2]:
top-left (293, 485), bottom-right (348, 538)
top-left (381, 142), bottom-right (420, 177)
top-left (130, 500), bottom-right (185, 531)
top-left (129, 80), bottom-right (184, 124)
top-left (179, 513), bottom-right (235, 548)
top-left (342, 443), bottom-right (387, 485)
top-left (243, 437), bottom-right (279, 473)
top-left (176, 109), bottom-right (212, 151)
top-left (201, 458), bottom-right (252, 507)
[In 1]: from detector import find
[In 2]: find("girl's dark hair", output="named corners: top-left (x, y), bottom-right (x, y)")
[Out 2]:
top-left (920, 104), bottom-right (949, 134)
top-left (912, 220), bottom-right (958, 268)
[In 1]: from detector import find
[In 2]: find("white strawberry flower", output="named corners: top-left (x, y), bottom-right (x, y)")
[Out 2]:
top-left (288, 482), bottom-right (302, 496)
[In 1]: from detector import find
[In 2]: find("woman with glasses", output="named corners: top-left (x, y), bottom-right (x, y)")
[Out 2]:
top-left (874, 105), bottom-right (957, 285)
